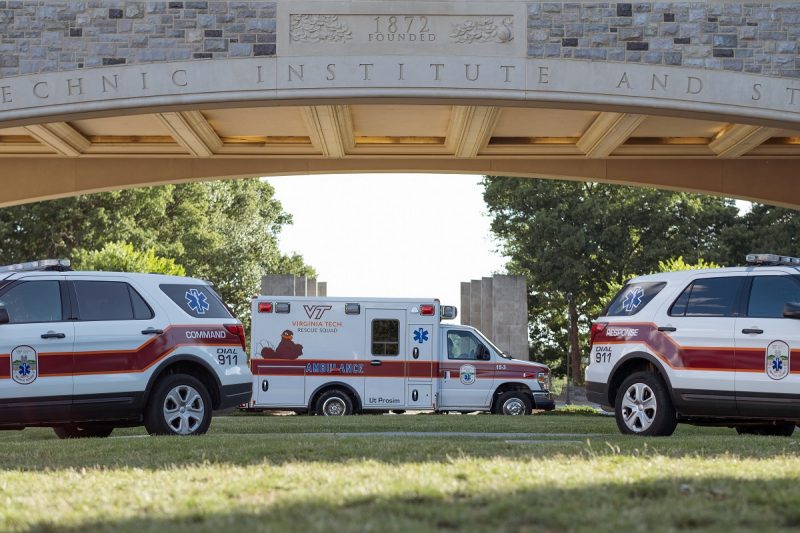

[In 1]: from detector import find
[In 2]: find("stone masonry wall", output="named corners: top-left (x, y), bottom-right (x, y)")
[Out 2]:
top-left (0, 1), bottom-right (276, 78)
top-left (527, 2), bottom-right (800, 78)
top-left (1, 2), bottom-right (798, 80)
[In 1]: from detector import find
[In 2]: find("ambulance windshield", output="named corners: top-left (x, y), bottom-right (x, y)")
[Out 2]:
top-left (476, 331), bottom-right (513, 360)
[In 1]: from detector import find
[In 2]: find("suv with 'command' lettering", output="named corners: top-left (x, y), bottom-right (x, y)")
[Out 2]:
top-left (0, 259), bottom-right (252, 438)
top-left (587, 254), bottom-right (800, 437)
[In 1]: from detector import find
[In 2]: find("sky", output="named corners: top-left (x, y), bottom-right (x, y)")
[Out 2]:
top-left (264, 174), bottom-right (508, 320)
top-left (265, 173), bottom-right (753, 324)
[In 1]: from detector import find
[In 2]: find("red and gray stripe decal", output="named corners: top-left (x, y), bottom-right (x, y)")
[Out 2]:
top-left (0, 325), bottom-right (239, 378)
top-left (251, 359), bottom-right (545, 379)
top-left (594, 322), bottom-right (799, 373)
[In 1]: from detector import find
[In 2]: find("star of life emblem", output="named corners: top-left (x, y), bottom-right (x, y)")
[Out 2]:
top-left (459, 364), bottom-right (477, 385)
top-left (11, 345), bottom-right (38, 385)
top-left (766, 340), bottom-right (790, 380)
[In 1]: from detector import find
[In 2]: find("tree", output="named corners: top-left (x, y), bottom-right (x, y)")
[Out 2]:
top-left (0, 179), bottom-right (314, 321)
top-left (482, 177), bottom-right (740, 383)
top-left (75, 242), bottom-right (186, 276)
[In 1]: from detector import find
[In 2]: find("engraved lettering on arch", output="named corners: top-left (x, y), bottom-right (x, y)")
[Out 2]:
top-left (33, 81), bottom-right (49, 99)
top-left (171, 69), bottom-right (188, 87)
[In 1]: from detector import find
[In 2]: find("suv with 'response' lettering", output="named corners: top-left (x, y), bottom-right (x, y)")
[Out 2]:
top-left (0, 260), bottom-right (251, 438)
top-left (587, 254), bottom-right (800, 437)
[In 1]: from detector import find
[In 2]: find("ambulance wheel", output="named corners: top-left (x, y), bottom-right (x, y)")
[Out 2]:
top-left (615, 371), bottom-right (677, 436)
top-left (493, 392), bottom-right (532, 415)
top-left (736, 423), bottom-right (795, 437)
top-left (315, 389), bottom-right (354, 416)
top-left (144, 374), bottom-right (212, 436)
top-left (53, 425), bottom-right (114, 439)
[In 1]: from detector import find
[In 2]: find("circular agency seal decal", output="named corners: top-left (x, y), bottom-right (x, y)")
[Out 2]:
top-left (766, 340), bottom-right (790, 380)
top-left (459, 364), bottom-right (477, 385)
top-left (11, 345), bottom-right (38, 385)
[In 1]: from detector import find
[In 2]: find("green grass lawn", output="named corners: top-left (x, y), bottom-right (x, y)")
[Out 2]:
top-left (1, 413), bottom-right (799, 532)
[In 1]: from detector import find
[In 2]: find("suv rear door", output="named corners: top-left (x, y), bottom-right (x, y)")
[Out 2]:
top-left (0, 276), bottom-right (74, 424)
top-left (655, 273), bottom-right (747, 416)
top-left (734, 273), bottom-right (800, 418)
top-left (69, 277), bottom-right (170, 421)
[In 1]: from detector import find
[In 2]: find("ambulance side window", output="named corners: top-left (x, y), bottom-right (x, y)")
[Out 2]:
top-left (447, 331), bottom-right (485, 361)
top-left (371, 319), bottom-right (399, 356)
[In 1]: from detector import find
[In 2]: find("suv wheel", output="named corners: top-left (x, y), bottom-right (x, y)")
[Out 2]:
top-left (145, 374), bottom-right (212, 436)
top-left (315, 389), bottom-right (354, 416)
top-left (493, 391), bottom-right (532, 415)
top-left (736, 423), bottom-right (795, 437)
top-left (615, 371), bottom-right (677, 436)
top-left (53, 425), bottom-right (114, 439)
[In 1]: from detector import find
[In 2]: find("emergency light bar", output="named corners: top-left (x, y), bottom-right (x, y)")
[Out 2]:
top-left (746, 253), bottom-right (800, 266)
top-left (0, 259), bottom-right (71, 273)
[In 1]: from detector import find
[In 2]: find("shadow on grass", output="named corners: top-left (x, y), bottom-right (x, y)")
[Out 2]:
top-left (29, 476), bottom-right (800, 532)
top-left (0, 427), bottom-right (798, 472)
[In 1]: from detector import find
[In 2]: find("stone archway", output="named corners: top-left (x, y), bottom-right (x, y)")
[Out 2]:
top-left (1, 1), bottom-right (799, 206)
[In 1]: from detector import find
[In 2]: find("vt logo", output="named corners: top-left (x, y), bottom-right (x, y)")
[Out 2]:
top-left (303, 305), bottom-right (333, 319)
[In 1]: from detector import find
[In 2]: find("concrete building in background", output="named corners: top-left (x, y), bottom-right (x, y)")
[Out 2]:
top-left (262, 275), bottom-right (327, 297)
top-left (461, 275), bottom-right (529, 360)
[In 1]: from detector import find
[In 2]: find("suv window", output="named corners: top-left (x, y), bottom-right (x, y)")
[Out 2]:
top-left (0, 280), bottom-right (62, 323)
top-left (159, 284), bottom-right (233, 319)
top-left (747, 276), bottom-right (800, 318)
top-left (670, 276), bottom-right (746, 317)
top-left (72, 281), bottom-right (154, 321)
top-left (371, 319), bottom-right (399, 356)
top-left (447, 330), bottom-right (486, 360)
top-left (604, 282), bottom-right (667, 316)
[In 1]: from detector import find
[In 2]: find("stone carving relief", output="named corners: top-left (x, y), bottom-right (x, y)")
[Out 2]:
top-left (290, 15), bottom-right (352, 43)
top-left (450, 17), bottom-right (514, 44)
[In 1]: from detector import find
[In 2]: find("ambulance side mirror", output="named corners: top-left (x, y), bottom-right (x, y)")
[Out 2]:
top-left (0, 308), bottom-right (8, 325)
top-left (784, 302), bottom-right (800, 319)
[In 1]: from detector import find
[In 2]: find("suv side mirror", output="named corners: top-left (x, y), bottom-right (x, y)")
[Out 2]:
top-left (0, 308), bottom-right (8, 325)
top-left (476, 344), bottom-right (490, 361)
top-left (784, 302), bottom-right (800, 319)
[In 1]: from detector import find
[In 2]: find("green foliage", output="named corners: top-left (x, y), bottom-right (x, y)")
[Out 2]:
top-left (482, 177), bottom-right (744, 378)
top-left (0, 179), bottom-right (314, 322)
top-left (75, 242), bottom-right (186, 276)
top-left (657, 256), bottom-right (721, 272)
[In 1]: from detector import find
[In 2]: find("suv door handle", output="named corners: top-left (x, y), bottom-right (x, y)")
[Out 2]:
top-left (41, 331), bottom-right (66, 339)
top-left (370, 360), bottom-right (382, 366)
top-left (141, 328), bottom-right (164, 335)
top-left (657, 326), bottom-right (677, 332)
top-left (742, 328), bottom-right (764, 335)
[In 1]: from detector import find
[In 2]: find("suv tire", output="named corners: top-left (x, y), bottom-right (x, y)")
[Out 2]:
top-left (493, 391), bottom-right (532, 415)
top-left (315, 389), bottom-right (354, 416)
top-left (144, 374), bottom-right (212, 436)
top-left (736, 423), bottom-right (795, 437)
top-left (53, 425), bottom-right (114, 439)
top-left (615, 371), bottom-right (677, 436)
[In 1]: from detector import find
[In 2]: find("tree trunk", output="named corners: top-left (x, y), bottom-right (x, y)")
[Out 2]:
top-left (568, 300), bottom-right (583, 386)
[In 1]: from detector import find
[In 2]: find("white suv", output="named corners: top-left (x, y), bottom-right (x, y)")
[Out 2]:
top-left (587, 254), bottom-right (800, 437)
top-left (0, 260), bottom-right (251, 438)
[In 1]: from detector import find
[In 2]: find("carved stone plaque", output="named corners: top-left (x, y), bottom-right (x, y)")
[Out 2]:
top-left (278, 1), bottom-right (526, 57)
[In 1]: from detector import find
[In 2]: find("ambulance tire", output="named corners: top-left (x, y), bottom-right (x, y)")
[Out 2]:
top-left (144, 374), bottom-right (213, 436)
top-left (493, 392), bottom-right (533, 415)
top-left (614, 371), bottom-right (677, 437)
top-left (52, 425), bottom-right (114, 439)
top-left (315, 389), bottom-right (354, 416)
top-left (736, 423), bottom-right (795, 437)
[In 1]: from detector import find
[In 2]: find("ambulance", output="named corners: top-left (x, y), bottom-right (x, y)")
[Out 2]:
top-left (247, 296), bottom-right (555, 415)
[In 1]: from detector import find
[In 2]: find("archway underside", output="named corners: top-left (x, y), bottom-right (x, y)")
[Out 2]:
top-left (2, 100), bottom-right (800, 208)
